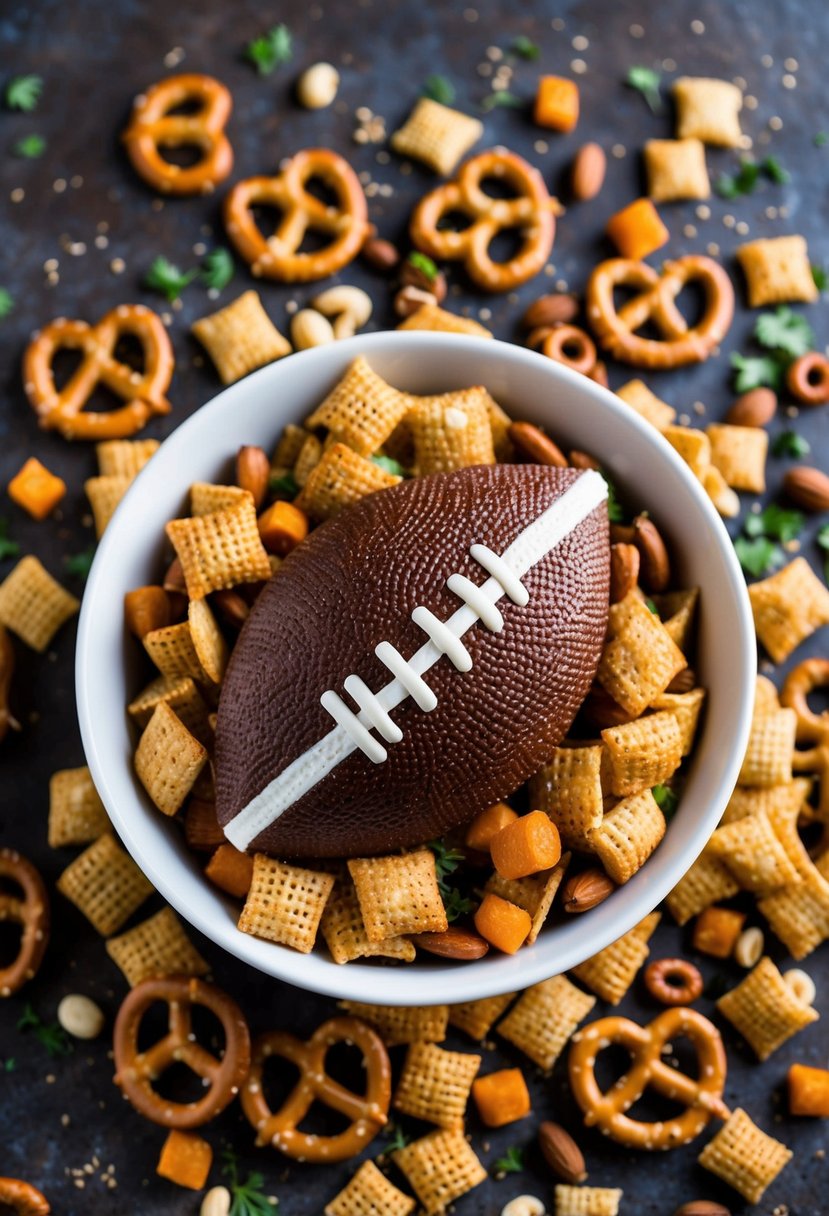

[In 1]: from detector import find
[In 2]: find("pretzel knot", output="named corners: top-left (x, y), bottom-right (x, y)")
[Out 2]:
top-left (113, 975), bottom-right (251, 1128)
top-left (0, 849), bottom-right (49, 999)
top-left (586, 255), bottom-right (734, 369)
top-left (409, 148), bottom-right (557, 292)
top-left (241, 1016), bottom-right (391, 1162)
top-left (23, 304), bottom-right (173, 441)
top-left (782, 658), bottom-right (829, 744)
top-left (568, 1007), bottom-right (730, 1150)
top-left (224, 149), bottom-right (369, 283)
top-left (123, 73), bottom-right (233, 195)
top-left (0, 1177), bottom-right (50, 1216)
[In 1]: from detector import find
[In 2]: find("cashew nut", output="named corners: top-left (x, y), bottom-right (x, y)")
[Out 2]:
top-left (291, 308), bottom-right (335, 351)
top-left (200, 1186), bottom-right (232, 1216)
top-left (501, 1196), bottom-right (546, 1216)
top-left (313, 285), bottom-right (373, 339)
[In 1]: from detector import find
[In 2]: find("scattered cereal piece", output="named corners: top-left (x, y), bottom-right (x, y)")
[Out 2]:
top-left (717, 955), bottom-right (818, 1059)
top-left (644, 138), bottom-right (710, 202)
top-left (597, 592), bottom-right (686, 716)
top-left (348, 851), bottom-right (448, 942)
top-left (588, 790), bottom-right (667, 883)
top-left (7, 457), bottom-right (66, 520)
top-left (306, 356), bottom-right (413, 455)
top-left (448, 992), bottom-right (517, 1041)
top-left (320, 868), bottom-right (416, 965)
top-left (106, 906), bottom-right (208, 986)
top-left (709, 808), bottom-right (801, 894)
top-left (673, 76), bottom-right (743, 147)
top-left (96, 438), bottom-right (159, 478)
top-left (339, 1001), bottom-right (448, 1045)
top-left (615, 379), bottom-right (676, 431)
top-left (134, 701), bottom-right (208, 817)
top-left (667, 849), bottom-right (740, 925)
top-left (324, 1160), bottom-right (415, 1216)
top-left (738, 706), bottom-right (796, 786)
top-left (736, 235), bottom-right (819, 307)
top-left (697, 1107), bottom-right (792, 1203)
top-left (238, 855), bottom-right (334, 953)
top-left (554, 1184), bottom-right (623, 1216)
top-left (497, 975), bottom-right (596, 1070)
top-left (48, 766), bottom-right (109, 848)
top-left (394, 1041), bottom-right (481, 1128)
top-left (663, 425), bottom-right (711, 478)
top-left (0, 556), bottom-right (79, 652)
top-left (408, 387), bottom-right (497, 475)
top-left (295, 442), bottom-right (400, 521)
top-left (706, 422), bottom-right (768, 492)
top-left (748, 558), bottom-right (829, 663)
top-left (166, 495), bottom-right (271, 600)
top-left (57, 833), bottom-right (153, 936)
top-left (85, 475), bottom-right (132, 537)
top-left (571, 912), bottom-right (660, 1004)
top-left (391, 98), bottom-right (483, 175)
top-left (191, 290), bottom-right (291, 384)
top-left (392, 1128), bottom-right (486, 1214)
top-left (601, 712), bottom-right (683, 797)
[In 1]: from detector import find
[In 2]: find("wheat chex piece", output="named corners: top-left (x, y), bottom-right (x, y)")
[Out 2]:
top-left (706, 423), bottom-right (768, 492)
top-left (448, 993), bottom-right (517, 1041)
top-left (651, 688), bottom-right (705, 754)
top-left (662, 424), bottom-right (711, 479)
top-left (320, 869), bottom-right (415, 965)
top-left (324, 1160), bottom-right (415, 1216)
top-left (601, 712), bottom-right (683, 797)
top-left (554, 1184), bottom-right (623, 1216)
top-left (644, 138), bottom-right (710, 202)
top-left (721, 778), bottom-right (810, 825)
top-left (96, 438), bottom-right (159, 478)
top-left (56, 833), bottom-right (153, 936)
top-left (588, 790), bottom-right (667, 884)
top-left (672, 76), bottom-right (743, 147)
top-left (571, 912), bottom-right (661, 1004)
top-left (749, 557), bottom-right (829, 664)
top-left (717, 955), bottom-right (818, 1060)
top-left (709, 808), bottom-right (801, 895)
top-left (292, 433), bottom-right (323, 486)
top-left (127, 674), bottom-right (210, 741)
top-left (697, 1107), bottom-right (792, 1204)
top-left (666, 849), bottom-right (740, 924)
top-left (294, 442), bottom-right (401, 522)
top-left (189, 482), bottom-right (251, 517)
top-left (348, 851), bottom-right (447, 942)
top-left (166, 495), bottom-right (271, 600)
top-left (305, 355), bottom-right (413, 455)
top-left (392, 1128), bottom-right (486, 1215)
top-left (134, 701), bottom-right (208, 818)
top-left (188, 598), bottom-right (228, 684)
top-left (106, 906), bottom-right (209, 987)
top-left (143, 622), bottom-right (208, 684)
top-left (339, 1001), bottom-right (448, 1045)
top-left (191, 290), bottom-right (291, 384)
top-left (398, 302), bottom-right (493, 338)
top-left (484, 852), bottom-right (570, 944)
top-left (237, 856), bottom-right (334, 953)
top-left (651, 587), bottom-right (700, 652)
top-left (0, 556), bottom-right (79, 652)
top-left (85, 474), bottom-right (132, 537)
top-left (497, 975), bottom-right (596, 1071)
top-left (615, 379), bottom-right (676, 430)
top-left (736, 234), bottom-right (818, 307)
top-left (391, 98), bottom-right (483, 175)
top-left (597, 593), bottom-right (686, 716)
top-left (738, 706), bottom-right (796, 787)
top-left (408, 387), bottom-right (497, 475)
top-left (394, 1041), bottom-right (481, 1128)
top-left (48, 766), bottom-right (109, 848)
top-left (530, 746), bottom-right (604, 846)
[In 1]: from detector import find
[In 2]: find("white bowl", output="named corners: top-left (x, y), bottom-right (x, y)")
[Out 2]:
top-left (76, 332), bottom-right (755, 1005)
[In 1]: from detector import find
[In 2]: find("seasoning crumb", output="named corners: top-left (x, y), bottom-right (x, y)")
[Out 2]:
top-left (679, 413), bottom-right (691, 426)
top-left (744, 94), bottom-right (758, 109)
top-left (769, 115), bottom-right (783, 130)
top-left (683, 224), bottom-right (697, 238)
top-left (534, 139), bottom-right (549, 154)
top-left (572, 34), bottom-right (589, 50)
top-left (571, 59), bottom-right (588, 74)
top-left (163, 46), bottom-right (185, 69)
top-left (151, 198), bottom-right (164, 211)
top-left (662, 57), bottom-right (677, 71)
top-left (94, 235), bottom-right (108, 249)
top-left (786, 405), bottom-right (799, 418)
top-left (784, 57), bottom-right (798, 71)
top-left (463, 7), bottom-right (478, 21)
top-left (477, 63), bottom-right (493, 77)
top-left (486, 46), bottom-right (502, 61)
top-left (109, 258), bottom-right (125, 275)
top-left (723, 214), bottom-right (736, 228)
top-left (696, 204), bottom-right (711, 220)
top-left (782, 74), bottom-right (797, 89)
top-left (761, 53), bottom-right (774, 68)
top-left (765, 206), bottom-right (779, 219)
top-left (61, 1114), bottom-right (70, 1127)
top-left (552, 17), bottom-right (565, 30)
top-left (706, 242), bottom-right (721, 256)
top-left (479, 307), bottom-right (492, 321)
top-left (693, 401), bottom-right (706, 416)
top-left (735, 220), bottom-right (750, 236)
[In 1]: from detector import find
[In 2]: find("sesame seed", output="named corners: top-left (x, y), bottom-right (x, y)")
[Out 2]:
top-left (696, 204), bottom-right (711, 219)
top-left (479, 307), bottom-right (492, 320)
top-left (706, 242), bottom-right (720, 256)
top-left (477, 62), bottom-right (493, 76)
top-left (94, 234), bottom-right (109, 249)
top-left (784, 57), bottom-right (798, 71)
top-left (744, 95), bottom-right (758, 109)
top-left (690, 19), bottom-right (705, 33)
top-left (571, 58), bottom-right (587, 74)
top-left (662, 57), bottom-right (677, 71)
top-left (376, 150), bottom-right (390, 164)
top-left (44, 258), bottom-right (58, 272)
top-left (738, 133), bottom-right (754, 150)
top-left (683, 224), bottom-right (698, 238)
top-left (163, 46), bottom-right (185, 68)
top-left (723, 214), bottom-right (736, 228)
top-left (693, 401), bottom-right (706, 415)
top-left (765, 205), bottom-right (778, 219)
top-left (782, 74), bottom-right (796, 89)
top-left (355, 105), bottom-right (372, 121)
top-left (769, 115), bottom-right (783, 130)
top-left (551, 17), bottom-right (565, 30)
top-left (486, 45), bottom-right (502, 61)
top-left (463, 7), bottom-right (478, 21)
top-left (68, 242), bottom-right (87, 256)
top-left (679, 413), bottom-right (691, 426)
top-left (572, 34), bottom-right (588, 50)
top-left (193, 242), bottom-right (207, 256)
top-left (61, 1114), bottom-right (70, 1127)
top-left (735, 220), bottom-right (749, 235)
top-left (733, 76), bottom-right (747, 90)
top-left (544, 264), bottom-right (555, 277)
top-left (534, 139), bottom-right (549, 154)
top-left (109, 257), bottom-right (125, 275)
top-left (761, 53), bottom-right (773, 67)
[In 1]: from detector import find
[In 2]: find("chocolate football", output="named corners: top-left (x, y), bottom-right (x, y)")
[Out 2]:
top-left (215, 464), bottom-right (610, 858)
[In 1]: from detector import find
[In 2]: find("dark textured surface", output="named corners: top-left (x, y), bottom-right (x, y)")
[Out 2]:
top-left (0, 0), bottom-right (828, 1212)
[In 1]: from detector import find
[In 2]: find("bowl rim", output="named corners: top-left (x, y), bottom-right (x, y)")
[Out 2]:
top-left (76, 331), bottom-right (756, 1005)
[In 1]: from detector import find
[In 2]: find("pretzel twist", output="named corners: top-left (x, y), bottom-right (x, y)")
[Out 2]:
top-left (123, 73), bottom-right (233, 195)
top-left (586, 255), bottom-right (734, 368)
top-left (0, 1178), bottom-right (50, 1216)
top-left (0, 849), bottom-right (50, 998)
top-left (409, 149), bottom-right (556, 292)
top-left (786, 352), bottom-right (829, 405)
top-left (241, 1016), bottom-right (391, 1162)
top-left (782, 659), bottom-right (829, 744)
top-left (224, 149), bottom-right (369, 282)
top-left (569, 1008), bottom-right (729, 1150)
top-left (23, 305), bottom-right (173, 441)
top-left (113, 975), bottom-right (251, 1128)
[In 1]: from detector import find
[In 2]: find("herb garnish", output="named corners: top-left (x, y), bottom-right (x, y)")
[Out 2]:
top-left (734, 536), bottom-right (785, 579)
top-left (5, 75), bottom-right (42, 113)
top-left (384, 1123), bottom-right (412, 1152)
top-left (754, 306), bottom-right (813, 359)
top-left (269, 471), bottom-right (299, 498)
top-left (600, 472), bottom-right (625, 524)
top-left (510, 35), bottom-right (541, 60)
top-left (481, 90), bottom-right (524, 113)
top-left (422, 74), bottom-right (455, 106)
top-left (817, 524), bottom-right (829, 583)
top-left (221, 1148), bottom-right (277, 1216)
top-left (428, 838), bottom-right (474, 923)
top-left (772, 431), bottom-right (810, 459)
top-left (730, 352), bottom-right (783, 393)
top-left (17, 1004), bottom-right (73, 1058)
top-left (2, 1058), bottom-right (15, 1071)
top-left (652, 783), bottom-right (679, 817)
top-left (715, 156), bottom-right (790, 199)
top-left (0, 288), bottom-right (13, 319)
top-left (814, 131), bottom-right (829, 147)
top-left (144, 256), bottom-right (197, 303)
top-left (406, 250), bottom-right (439, 284)
top-left (0, 518), bottom-right (20, 561)
top-left (13, 134), bottom-right (45, 158)
top-left (244, 25), bottom-right (293, 76)
top-left (201, 247), bottom-right (235, 292)
top-left (625, 66), bottom-right (662, 113)
top-left (745, 504), bottom-right (804, 545)
top-left (812, 264), bottom-right (828, 292)
top-left (371, 454), bottom-right (408, 477)
top-left (493, 1146), bottom-right (525, 1175)
top-left (64, 548), bottom-right (96, 580)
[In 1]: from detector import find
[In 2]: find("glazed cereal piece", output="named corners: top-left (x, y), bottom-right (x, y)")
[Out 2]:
top-left (85, 474), bottom-right (132, 537)
top-left (663, 424), bottom-right (712, 478)
top-left (128, 676), bottom-right (209, 742)
top-left (672, 77), bottom-right (743, 147)
top-left (134, 702), bottom-right (208, 818)
top-left (408, 387), bottom-right (496, 475)
top-left (720, 778), bottom-right (810, 825)
top-left (0, 556), bottom-right (79, 652)
top-left (644, 138), bottom-right (710, 202)
top-left (588, 791), bottom-right (667, 884)
top-left (204, 844), bottom-right (254, 899)
top-left (47, 766), bottom-right (109, 848)
top-left (497, 975), bottom-right (596, 1071)
top-left (554, 1184), bottom-right (623, 1216)
top-left (738, 706), bottom-right (796, 786)
top-left (490, 811), bottom-right (561, 880)
top-left (166, 495), bottom-right (272, 600)
top-left (650, 687), bottom-right (705, 754)
top-left (748, 558), bottom-right (829, 663)
top-left (736, 235), bottom-right (818, 307)
top-left (320, 869), bottom-right (415, 965)
top-left (788, 1063), bottom-right (829, 1117)
top-left (448, 992), bottom-right (517, 1041)
top-left (391, 98), bottom-right (483, 175)
top-left (57, 833), bottom-right (153, 936)
top-left (596, 592), bottom-right (686, 716)
top-left (483, 853), bottom-right (570, 944)
top-left (706, 422), bottom-right (768, 492)
top-left (143, 622), bottom-right (211, 684)
top-left (692, 906), bottom-right (746, 958)
top-left (189, 482), bottom-right (250, 516)
top-left (615, 379), bottom-right (676, 431)
top-left (666, 849), bottom-right (740, 925)
top-left (601, 712), bottom-right (683, 796)
top-left (324, 1161), bottom-right (415, 1216)
top-left (471, 1067), bottom-right (531, 1127)
top-left (348, 851), bottom-right (447, 942)
top-left (697, 1108), bottom-right (792, 1203)
top-left (570, 912), bottom-right (660, 1005)
top-left (466, 802), bottom-right (518, 851)
top-left (238, 856), bottom-right (334, 953)
top-left (397, 303), bottom-right (493, 337)
top-left (709, 809), bottom-right (801, 895)
top-left (717, 956), bottom-right (818, 1060)
top-left (530, 746), bottom-right (604, 847)
top-left (394, 1042), bottom-right (481, 1128)
top-left (106, 906), bottom-right (208, 987)
top-left (392, 1128), bottom-right (486, 1215)
top-left (339, 1001), bottom-right (448, 1046)
top-left (305, 356), bottom-right (413, 455)
top-left (191, 290), bottom-right (291, 384)
top-left (96, 437), bottom-right (159, 478)
top-left (7, 457), bottom-right (66, 520)
top-left (156, 1129), bottom-right (213, 1190)
top-left (605, 198), bottom-right (669, 261)
top-left (294, 442), bottom-right (401, 521)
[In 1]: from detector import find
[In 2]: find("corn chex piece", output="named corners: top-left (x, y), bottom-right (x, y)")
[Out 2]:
top-left (188, 598), bottom-right (228, 684)
top-left (672, 76), bottom-right (743, 147)
top-left (294, 441), bottom-right (401, 522)
top-left (738, 706), bottom-right (796, 787)
top-left (189, 482), bottom-right (251, 517)
top-left (571, 912), bottom-right (660, 1004)
top-left (394, 1041), bottom-right (481, 1128)
top-left (84, 474), bottom-right (132, 537)
top-left (238, 856), bottom-right (334, 953)
top-left (758, 795), bottom-right (829, 958)
top-left (143, 622), bottom-right (208, 684)
top-left (706, 423), bottom-right (768, 493)
top-left (667, 849), bottom-right (740, 925)
top-left (106, 906), bottom-right (209, 987)
top-left (348, 850), bottom-right (447, 942)
top-left (448, 992), bottom-right (517, 1041)
top-left (392, 1128), bottom-right (486, 1215)
top-left (555, 1184), bottom-right (623, 1216)
top-left (615, 379), bottom-right (676, 431)
top-left (748, 557), bottom-right (829, 664)
top-left (497, 975), bottom-right (596, 1071)
top-left (717, 956), bottom-right (818, 1060)
top-left (644, 138), bottom-right (710, 202)
top-left (191, 290), bottom-right (291, 384)
top-left (408, 387), bottom-right (496, 475)
top-left (754, 672), bottom-right (781, 715)
top-left (663, 424), bottom-right (711, 478)
top-left (0, 556), bottom-right (79, 652)
top-left (601, 712), bottom-right (683, 796)
top-left (56, 833), bottom-right (152, 936)
top-left (721, 778), bottom-right (810, 825)
top-left (736, 234), bottom-right (818, 307)
top-left (397, 303), bottom-right (493, 338)
top-left (484, 853), bottom-right (570, 944)
top-left (697, 1107), bottom-right (792, 1204)
top-left (391, 98), bottom-right (483, 175)
top-left (339, 1001), bottom-right (448, 1045)
top-left (320, 869), bottom-right (415, 965)
top-left (305, 356), bottom-right (413, 456)
top-left (96, 438), bottom-right (159, 478)
top-left (134, 702), bottom-right (208, 818)
top-left (652, 588), bottom-right (699, 653)
top-left (324, 1161), bottom-right (415, 1216)
top-left (530, 746), bottom-right (604, 847)
top-left (272, 423), bottom-right (309, 470)
top-left (127, 674), bottom-right (210, 741)
top-left (48, 766), bottom-right (109, 848)
top-left (597, 592), bottom-right (686, 716)
top-left (709, 808), bottom-right (801, 895)
top-left (702, 463), bottom-right (741, 518)
top-left (650, 688), bottom-right (705, 754)
top-left (589, 791), bottom-right (666, 884)
top-left (166, 495), bottom-right (271, 600)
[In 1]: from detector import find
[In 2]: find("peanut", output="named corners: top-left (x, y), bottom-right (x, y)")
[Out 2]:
top-left (296, 62), bottom-right (340, 109)
top-left (200, 1186), bottom-right (232, 1216)
top-left (394, 285), bottom-right (437, 317)
top-left (57, 993), bottom-right (105, 1040)
top-left (291, 308), bottom-right (335, 351)
top-left (124, 586), bottom-right (172, 638)
top-left (501, 1197), bottom-right (545, 1216)
top-left (784, 968), bottom-right (816, 1006)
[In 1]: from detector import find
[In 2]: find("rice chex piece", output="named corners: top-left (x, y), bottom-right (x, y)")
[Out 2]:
top-left (555, 1184), bottom-right (623, 1216)
top-left (644, 137), bottom-right (709, 202)
top-left (697, 1108), bottom-right (792, 1203)
top-left (48, 766), bottom-right (109, 848)
top-left (736, 235), bottom-right (818, 307)
top-left (320, 869), bottom-right (415, 965)
top-left (484, 853), bottom-right (570, 944)
top-left (738, 707), bottom-right (796, 787)
top-left (305, 356), bottom-right (413, 455)
top-left (85, 474), bottom-right (132, 537)
top-left (615, 379), bottom-right (676, 431)
top-left (397, 303), bottom-right (492, 338)
top-left (672, 76), bottom-right (743, 147)
top-left (391, 98), bottom-right (483, 175)
top-left (143, 622), bottom-right (205, 683)
top-left (448, 992), bottom-right (517, 1041)
top-left (408, 387), bottom-right (496, 475)
top-left (56, 833), bottom-right (152, 936)
top-left (601, 712), bottom-right (683, 796)
top-left (757, 794), bottom-right (829, 958)
top-left (651, 587), bottom-right (699, 652)
top-left (717, 956), bottom-right (818, 1060)
top-left (497, 975), bottom-right (596, 1071)
top-left (0, 556), bottom-right (79, 652)
top-left (597, 593), bottom-right (686, 716)
top-left (166, 495), bottom-right (271, 600)
top-left (394, 1041), bottom-right (481, 1128)
top-left (134, 702), bottom-right (208, 818)
top-left (324, 1161), bottom-right (415, 1216)
top-left (706, 423), bottom-right (768, 492)
top-left (189, 482), bottom-right (251, 517)
top-left (666, 850), bottom-right (740, 925)
top-left (650, 687), bottom-right (705, 754)
top-left (709, 808), bottom-right (801, 895)
top-left (748, 557), bottom-right (829, 663)
top-left (348, 851), bottom-right (447, 942)
top-left (191, 290), bottom-right (291, 384)
top-left (293, 433), bottom-right (323, 486)
top-left (188, 598), bottom-right (228, 684)
top-left (295, 442), bottom-right (401, 522)
top-left (588, 790), bottom-right (666, 884)
top-left (238, 856), bottom-right (334, 953)
top-left (571, 912), bottom-right (660, 1005)
top-left (127, 674), bottom-right (210, 741)
top-left (96, 438), bottom-right (159, 478)
top-left (392, 1128), bottom-right (486, 1215)
top-left (339, 1001), bottom-right (448, 1045)
top-left (530, 746), bottom-right (604, 846)
top-left (663, 425), bottom-right (711, 478)
top-left (720, 778), bottom-right (810, 825)
top-left (272, 424), bottom-right (309, 469)
top-left (106, 906), bottom-right (209, 987)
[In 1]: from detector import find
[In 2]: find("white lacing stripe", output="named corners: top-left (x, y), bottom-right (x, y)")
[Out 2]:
top-left (411, 605), bottom-right (473, 672)
top-left (319, 689), bottom-right (387, 764)
top-left (375, 640), bottom-right (438, 711)
top-left (446, 573), bottom-right (504, 632)
top-left (469, 543), bottom-right (529, 606)
top-left (343, 674), bottom-right (403, 743)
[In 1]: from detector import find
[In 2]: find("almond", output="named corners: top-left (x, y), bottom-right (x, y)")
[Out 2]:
top-left (633, 515), bottom-right (670, 592)
top-left (522, 293), bottom-right (579, 329)
top-left (783, 466), bottom-right (829, 512)
top-left (569, 450), bottom-right (601, 471)
top-left (409, 927), bottom-right (489, 960)
top-left (361, 236), bottom-right (400, 272)
top-left (508, 420), bottom-right (568, 468)
top-left (610, 542), bottom-right (640, 603)
top-left (673, 1203), bottom-right (732, 1216)
top-left (571, 142), bottom-right (606, 201)
top-left (538, 1121), bottom-right (587, 1184)
top-left (211, 589), bottom-right (250, 630)
top-left (236, 445), bottom-right (271, 509)
top-left (562, 868), bottom-right (615, 913)
top-left (124, 586), bottom-right (171, 639)
top-left (725, 387), bottom-right (777, 428)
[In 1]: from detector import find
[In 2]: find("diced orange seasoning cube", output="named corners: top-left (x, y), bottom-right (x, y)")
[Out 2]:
top-left (534, 75), bottom-right (580, 132)
top-left (490, 810), bottom-right (562, 880)
top-left (156, 1129), bottom-right (213, 1190)
top-left (205, 842), bottom-right (255, 899)
top-left (788, 1063), bottom-right (829, 1117)
top-left (691, 905), bottom-right (746, 959)
top-left (472, 1067), bottom-right (532, 1127)
top-left (8, 457), bottom-right (67, 520)
top-left (465, 802), bottom-right (518, 852)
top-left (606, 198), bottom-right (670, 260)
top-left (257, 500), bottom-right (309, 556)
top-left (474, 893), bottom-right (532, 954)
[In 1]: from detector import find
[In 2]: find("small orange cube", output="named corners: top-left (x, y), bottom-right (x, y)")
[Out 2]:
top-left (257, 500), bottom-right (309, 556)
top-left (692, 906), bottom-right (746, 959)
top-left (534, 75), bottom-right (580, 132)
top-left (474, 893), bottom-right (532, 955)
top-left (788, 1063), bottom-right (829, 1117)
top-left (472, 1067), bottom-right (532, 1127)
top-left (490, 810), bottom-right (561, 880)
top-left (205, 843), bottom-right (254, 899)
top-left (606, 197), bottom-right (670, 261)
top-left (156, 1129), bottom-right (213, 1190)
top-left (465, 802), bottom-right (518, 852)
top-left (8, 457), bottom-right (66, 520)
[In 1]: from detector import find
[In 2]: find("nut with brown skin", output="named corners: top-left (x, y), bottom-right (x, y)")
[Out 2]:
top-left (409, 927), bottom-right (489, 960)
top-left (571, 142), bottom-right (607, 201)
top-left (522, 293), bottom-right (579, 329)
top-left (508, 421), bottom-right (568, 468)
top-left (538, 1121), bottom-right (587, 1184)
top-left (361, 236), bottom-right (400, 272)
top-left (124, 586), bottom-right (172, 639)
top-left (562, 868), bottom-right (616, 912)
top-left (610, 542), bottom-right (640, 603)
top-left (569, 450), bottom-right (601, 471)
top-left (400, 255), bottom-right (447, 302)
top-left (211, 589), bottom-right (250, 630)
top-left (673, 1204), bottom-right (732, 1216)
top-left (783, 466), bottom-right (829, 512)
top-left (394, 285), bottom-right (438, 318)
top-left (236, 445), bottom-right (271, 510)
top-left (725, 387), bottom-right (777, 427)
top-left (633, 515), bottom-right (671, 592)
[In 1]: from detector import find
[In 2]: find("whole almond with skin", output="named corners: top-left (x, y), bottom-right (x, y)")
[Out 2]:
top-left (673, 1203), bottom-right (731, 1216)
top-left (236, 445), bottom-right (271, 509)
top-left (633, 515), bottom-right (671, 592)
top-left (523, 293), bottom-right (579, 329)
top-left (783, 466), bottom-right (829, 512)
top-left (508, 420), bottom-right (568, 468)
top-left (725, 387), bottom-right (777, 427)
top-left (409, 927), bottom-right (489, 960)
top-left (569, 449), bottom-right (601, 471)
top-left (571, 142), bottom-right (607, 201)
top-left (361, 236), bottom-right (400, 272)
top-left (124, 586), bottom-right (171, 639)
top-left (562, 868), bottom-right (615, 912)
top-left (538, 1122), bottom-right (587, 1184)
top-left (610, 542), bottom-right (640, 603)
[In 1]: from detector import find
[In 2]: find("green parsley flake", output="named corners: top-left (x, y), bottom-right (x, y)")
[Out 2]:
top-left (730, 352), bottom-right (783, 393)
top-left (744, 504), bottom-right (804, 544)
top-left (371, 454), bottom-right (407, 477)
top-left (0, 288), bottom-right (13, 319)
top-left (221, 1148), bottom-right (277, 1216)
top-left (384, 1123), bottom-right (412, 1152)
top-left (715, 158), bottom-right (761, 199)
top-left (13, 133), bottom-right (46, 158)
top-left (201, 247), bottom-right (235, 292)
top-left (772, 431), bottom-right (810, 459)
top-left (816, 524), bottom-right (829, 582)
top-left (144, 256), bottom-right (197, 303)
top-left (754, 306), bottom-right (814, 359)
top-left (510, 35), bottom-right (540, 60)
top-left (814, 132), bottom-right (829, 147)
top-left (5, 75), bottom-right (42, 113)
top-left (17, 1004), bottom-right (73, 1058)
top-left (406, 250), bottom-right (439, 283)
top-left (64, 548), bottom-right (96, 580)
top-left (652, 783), bottom-right (679, 817)
top-left (812, 264), bottom-right (828, 293)
top-left (422, 74), bottom-right (456, 106)
top-left (734, 535), bottom-right (784, 579)
top-left (269, 471), bottom-right (299, 498)
top-left (481, 90), bottom-right (524, 113)
top-left (245, 25), bottom-right (292, 76)
top-left (0, 517), bottom-right (20, 561)
top-left (625, 66), bottom-right (662, 113)
top-left (494, 1146), bottom-right (525, 1175)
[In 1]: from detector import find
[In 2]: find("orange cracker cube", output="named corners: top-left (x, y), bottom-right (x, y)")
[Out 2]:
top-left (472, 1067), bottom-right (531, 1127)
top-left (8, 457), bottom-right (67, 520)
top-left (465, 802), bottom-right (518, 852)
top-left (788, 1063), bottom-right (829, 1117)
top-left (258, 500), bottom-right (309, 556)
top-left (606, 198), bottom-right (669, 261)
top-left (205, 842), bottom-right (254, 899)
top-left (156, 1129), bottom-right (213, 1190)
top-left (534, 75), bottom-right (580, 132)
top-left (490, 810), bottom-right (562, 880)
top-left (474, 893), bottom-right (532, 955)
top-left (692, 905), bottom-right (746, 958)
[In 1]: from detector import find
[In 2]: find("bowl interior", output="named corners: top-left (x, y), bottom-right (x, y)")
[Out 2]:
top-left (76, 332), bottom-right (755, 1005)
